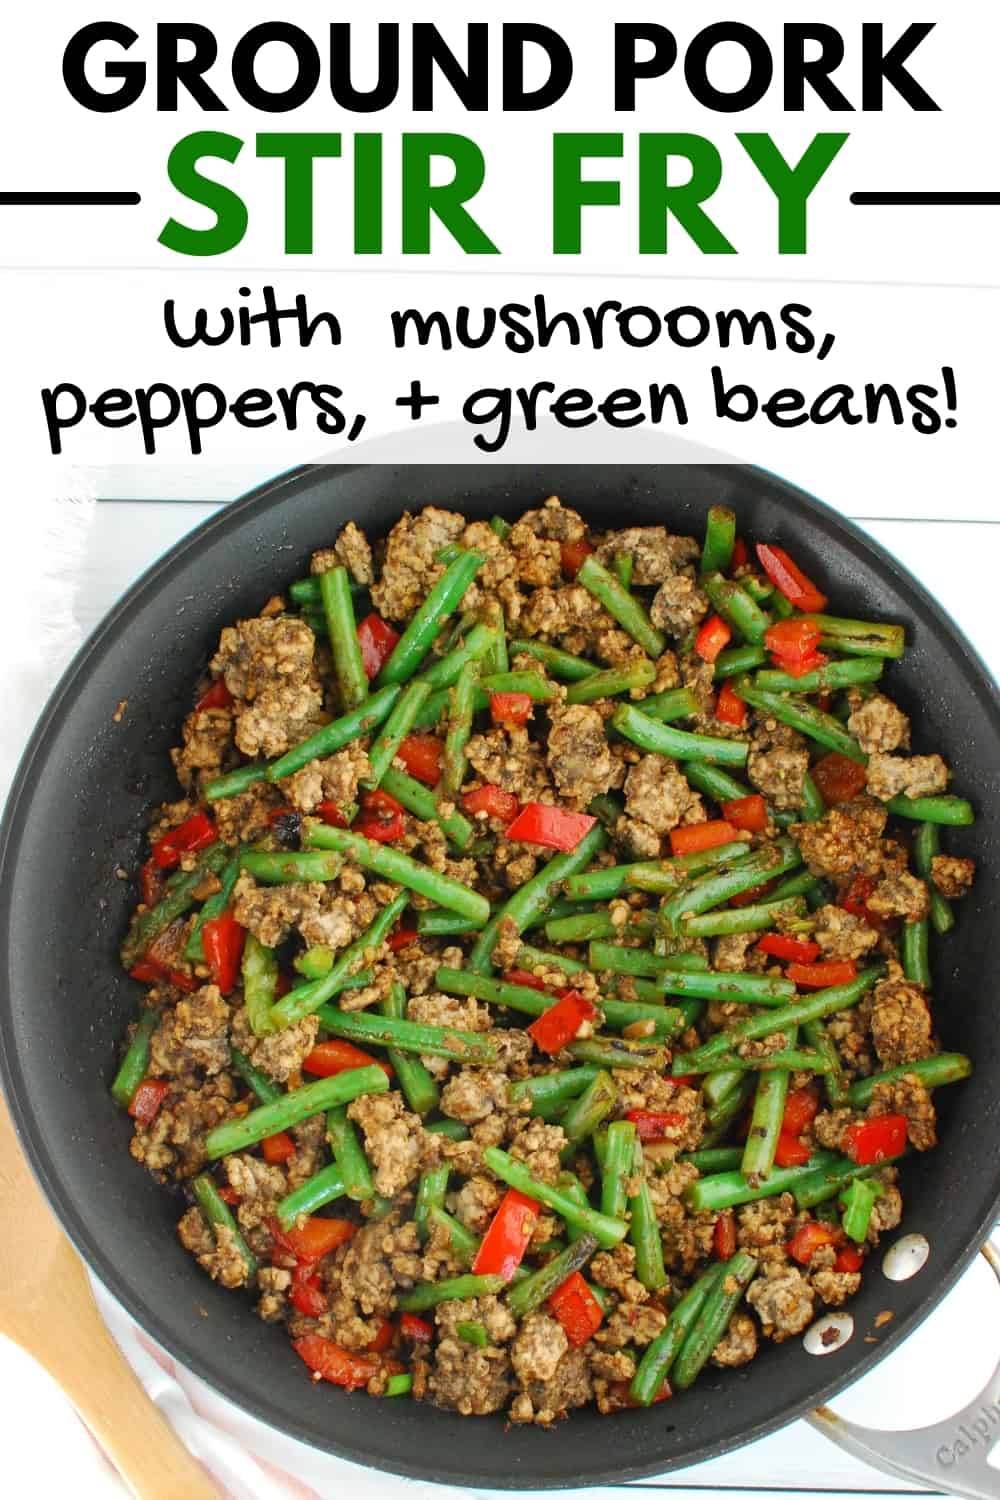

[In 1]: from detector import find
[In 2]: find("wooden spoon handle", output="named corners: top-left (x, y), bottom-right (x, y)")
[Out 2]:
top-left (31, 1242), bottom-right (219, 1499)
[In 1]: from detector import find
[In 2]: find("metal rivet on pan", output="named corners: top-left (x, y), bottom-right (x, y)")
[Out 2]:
top-left (881, 1232), bottom-right (930, 1282)
top-left (803, 1312), bottom-right (854, 1356)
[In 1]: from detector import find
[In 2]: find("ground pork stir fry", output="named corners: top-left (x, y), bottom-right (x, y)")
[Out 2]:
top-left (113, 498), bottom-right (975, 1420)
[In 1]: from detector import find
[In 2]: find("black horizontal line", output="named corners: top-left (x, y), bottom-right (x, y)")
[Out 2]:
top-left (0, 191), bottom-right (140, 207)
top-left (851, 190), bottom-right (1000, 207)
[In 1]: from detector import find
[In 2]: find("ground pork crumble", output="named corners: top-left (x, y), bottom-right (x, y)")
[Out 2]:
top-left (115, 498), bottom-right (973, 1425)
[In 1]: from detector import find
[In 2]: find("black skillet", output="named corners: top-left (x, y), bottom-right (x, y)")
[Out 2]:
top-left (1, 463), bottom-right (998, 1491)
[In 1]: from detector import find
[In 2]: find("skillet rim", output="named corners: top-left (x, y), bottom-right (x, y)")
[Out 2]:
top-left (1, 460), bottom-right (998, 1488)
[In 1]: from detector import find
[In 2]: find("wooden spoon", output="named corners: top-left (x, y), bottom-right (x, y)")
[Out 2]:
top-left (0, 1094), bottom-right (219, 1498)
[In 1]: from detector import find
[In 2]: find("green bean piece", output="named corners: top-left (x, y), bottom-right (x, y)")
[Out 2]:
top-left (507, 639), bottom-right (599, 683)
top-left (304, 824), bottom-right (489, 926)
top-left (267, 892), bottom-right (409, 1031)
top-left (614, 553), bottom-right (634, 590)
top-left (564, 660), bottom-right (657, 706)
top-left (416, 909), bottom-right (477, 937)
top-left (120, 843), bottom-right (230, 966)
top-left (847, 1052), bottom-right (972, 1108)
top-left (557, 1172), bottom-right (593, 1244)
top-left (240, 850), bottom-right (343, 885)
top-left (376, 550), bottom-right (485, 687)
top-left (399, 1273), bottom-right (507, 1312)
top-left (840, 1177), bottom-right (882, 1243)
top-left (701, 505), bottom-right (736, 574)
top-left (659, 838), bottom-right (802, 934)
top-left (275, 1164), bottom-right (346, 1229)
top-left (576, 554), bottom-right (665, 657)
top-left (290, 575), bottom-right (366, 607)
top-left (755, 658), bottom-right (885, 694)
top-left (702, 572), bottom-right (771, 644)
top-left (672, 967), bottom-right (882, 1074)
top-left (317, 1004), bottom-right (497, 1065)
top-left (682, 762), bottom-right (752, 803)
top-left (205, 1066), bottom-right (388, 1160)
top-left (560, 1072), bottom-right (618, 1151)
top-left (630, 1261), bottom-right (728, 1404)
top-left (714, 644), bottom-right (768, 679)
top-left (792, 1155), bottom-right (897, 1211)
top-left (293, 946), bottom-right (372, 984)
top-left (489, 514), bottom-right (512, 540)
top-left (457, 1321), bottom-right (488, 1348)
top-left (701, 1048), bottom-right (833, 1076)
top-left (676, 897), bottom-right (806, 940)
top-left (514, 943), bottom-right (587, 978)
top-left (702, 1068), bottom-right (746, 1108)
top-left (613, 703), bottom-right (749, 767)
top-left (740, 574), bottom-right (774, 605)
top-left (384, 1374), bottom-right (413, 1397)
top-left (381, 981), bottom-right (440, 1116)
top-left (241, 933), bottom-right (279, 1038)
top-left (671, 1251), bottom-right (758, 1389)
top-left (886, 794), bottom-right (974, 826)
top-left (678, 1146), bottom-right (744, 1173)
top-left (634, 686), bottom-right (700, 723)
top-left (567, 1037), bottom-right (666, 1072)
top-left (320, 566), bottom-right (368, 712)
top-left (655, 964), bottom-right (797, 1005)
top-left (902, 919), bottom-right (931, 987)
top-left (769, 870), bottom-right (822, 903)
top-left (229, 1045), bottom-right (281, 1105)
top-left (510, 1067), bottom-right (600, 1116)
top-left (913, 821), bottom-right (955, 935)
top-left (414, 1165), bottom-right (451, 1242)
top-left (481, 598), bottom-right (509, 676)
top-left (204, 763), bottom-right (269, 801)
top-left (415, 622), bottom-right (498, 694)
top-left (465, 821), bottom-right (608, 973)
top-left (442, 659), bottom-right (479, 796)
top-left (741, 1027), bottom-right (798, 1181)
top-left (702, 1076), bottom-right (756, 1142)
top-left (429, 1206), bottom-right (480, 1263)
top-left (483, 1148), bottom-right (628, 1249)
top-left (262, 684), bottom-right (402, 785)
top-left (479, 670), bottom-right (558, 701)
top-left (545, 910), bottom-right (656, 945)
top-left (110, 1008), bottom-right (160, 1106)
top-left (506, 1233), bottom-right (600, 1318)
top-left (798, 773), bottom-right (826, 823)
top-left (796, 613), bottom-right (905, 660)
top-left (802, 1019), bottom-right (849, 1107)
top-left (185, 855), bottom-right (243, 962)
top-left (732, 679), bottom-right (866, 763)
top-left (364, 680), bottom-right (432, 789)
top-left (628, 1143), bottom-right (668, 1292)
top-left (380, 766), bottom-right (474, 852)
top-left (626, 842), bottom-right (754, 896)
top-left (434, 542), bottom-right (464, 566)
top-left (327, 1106), bottom-right (374, 1202)
top-left (190, 1174), bottom-right (258, 1282)
top-left (685, 1153), bottom-right (839, 1212)
top-left (436, 965), bottom-right (683, 1039)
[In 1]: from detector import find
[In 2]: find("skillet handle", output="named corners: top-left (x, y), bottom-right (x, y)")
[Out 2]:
top-left (806, 1240), bottom-right (1000, 1500)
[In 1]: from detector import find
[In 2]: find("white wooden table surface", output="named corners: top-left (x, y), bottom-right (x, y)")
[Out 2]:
top-left (2, 465), bottom-right (998, 1500)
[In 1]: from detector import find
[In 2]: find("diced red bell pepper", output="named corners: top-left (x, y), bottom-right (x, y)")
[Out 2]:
top-left (261, 1131), bottom-right (296, 1166)
top-left (473, 1188), bottom-right (540, 1281)
top-left (461, 784), bottom-right (521, 824)
top-left (668, 820), bottom-right (739, 857)
top-left (713, 1211), bottom-right (736, 1261)
top-left (560, 538), bottom-right (595, 576)
top-left (315, 800), bottom-right (351, 827)
top-left (756, 543), bottom-right (829, 613)
top-left (202, 908), bottom-right (245, 995)
top-left (128, 1078), bottom-right (170, 1124)
top-left (129, 955), bottom-right (198, 993)
top-left (756, 933), bottom-right (822, 964)
top-left (694, 614), bottom-right (733, 664)
top-left (843, 1113), bottom-right (908, 1166)
top-left (729, 879), bottom-right (775, 908)
top-left (503, 968), bottom-right (551, 993)
top-left (293, 1334), bottom-right (379, 1391)
top-left (357, 613), bottom-right (400, 680)
top-left (195, 678), bottom-right (233, 712)
top-left (139, 856), bottom-right (164, 909)
top-left (773, 649), bottom-right (829, 678)
top-left (787, 959), bottom-right (857, 990)
top-left (730, 537), bottom-right (749, 573)
top-left (816, 691), bottom-right (833, 712)
top-left (303, 1039), bottom-right (394, 1081)
top-left (527, 991), bottom-right (597, 1055)
top-left (289, 1267), bottom-right (328, 1319)
top-left (721, 794), bottom-right (768, 834)
top-left (269, 1216), bottom-right (357, 1264)
top-left (354, 789), bottom-right (406, 843)
top-left (626, 1110), bottom-right (687, 1143)
top-left (490, 691), bottom-right (534, 728)
top-left (834, 1245), bottom-right (865, 1274)
top-left (670, 1075), bottom-right (696, 1088)
top-left (774, 1133), bottom-right (812, 1167)
top-left (505, 803), bottom-right (597, 853)
top-left (267, 803), bottom-right (297, 826)
top-left (400, 1312), bottom-right (434, 1344)
top-left (788, 1220), bottom-right (841, 1265)
top-left (763, 618), bottom-right (823, 664)
top-left (150, 810), bottom-right (217, 871)
top-left (387, 927), bottom-right (419, 953)
top-left (366, 1316), bottom-right (394, 1353)
top-left (714, 680), bottom-right (748, 727)
top-left (782, 1087), bottom-right (820, 1137)
top-left (548, 1271), bottom-right (605, 1347)
top-left (813, 751), bottom-right (868, 806)
top-left (217, 1186), bottom-right (239, 1206)
top-left (395, 734), bottom-right (443, 786)
top-left (275, 973), bottom-right (293, 999)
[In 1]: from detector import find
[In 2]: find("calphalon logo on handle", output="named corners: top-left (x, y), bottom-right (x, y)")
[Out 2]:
top-left (935, 1401), bottom-right (1000, 1466)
